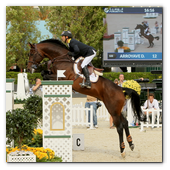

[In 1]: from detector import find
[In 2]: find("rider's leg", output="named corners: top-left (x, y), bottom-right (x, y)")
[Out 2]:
top-left (81, 50), bottom-right (96, 88)
top-left (81, 50), bottom-right (96, 68)
top-left (82, 66), bottom-right (91, 88)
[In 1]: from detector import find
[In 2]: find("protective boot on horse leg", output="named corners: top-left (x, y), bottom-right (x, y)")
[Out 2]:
top-left (121, 114), bottom-right (135, 151)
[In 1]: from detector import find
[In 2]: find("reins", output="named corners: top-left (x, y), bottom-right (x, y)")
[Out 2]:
top-left (28, 43), bottom-right (76, 72)
top-left (51, 53), bottom-right (75, 64)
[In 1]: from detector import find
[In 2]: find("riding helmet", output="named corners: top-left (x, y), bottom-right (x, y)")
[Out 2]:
top-left (61, 31), bottom-right (72, 38)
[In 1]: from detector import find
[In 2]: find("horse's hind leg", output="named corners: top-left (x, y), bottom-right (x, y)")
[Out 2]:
top-left (147, 40), bottom-right (151, 48)
top-left (152, 42), bottom-right (154, 47)
top-left (114, 116), bottom-right (125, 157)
top-left (122, 115), bottom-right (134, 151)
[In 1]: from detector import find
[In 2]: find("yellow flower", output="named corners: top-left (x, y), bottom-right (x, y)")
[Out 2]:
top-left (6, 146), bottom-right (55, 161)
top-left (34, 129), bottom-right (43, 135)
top-left (122, 80), bottom-right (141, 95)
top-left (45, 148), bottom-right (53, 153)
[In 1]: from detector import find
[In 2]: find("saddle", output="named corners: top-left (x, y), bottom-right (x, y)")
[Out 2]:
top-left (77, 58), bottom-right (104, 76)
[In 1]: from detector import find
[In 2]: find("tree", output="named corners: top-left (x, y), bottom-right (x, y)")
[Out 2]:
top-left (6, 6), bottom-right (41, 71)
top-left (46, 6), bottom-right (107, 67)
top-left (38, 6), bottom-right (51, 20)
top-left (6, 108), bottom-right (37, 149)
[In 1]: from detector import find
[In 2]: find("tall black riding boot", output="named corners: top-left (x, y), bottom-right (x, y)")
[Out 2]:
top-left (82, 66), bottom-right (91, 88)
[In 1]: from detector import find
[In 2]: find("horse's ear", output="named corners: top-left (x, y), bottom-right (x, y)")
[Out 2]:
top-left (28, 43), bottom-right (35, 48)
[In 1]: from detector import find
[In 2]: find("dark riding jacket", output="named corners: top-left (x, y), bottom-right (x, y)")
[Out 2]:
top-left (142, 23), bottom-right (148, 29)
top-left (68, 38), bottom-right (96, 60)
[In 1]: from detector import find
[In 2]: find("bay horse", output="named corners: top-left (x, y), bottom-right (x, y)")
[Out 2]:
top-left (27, 39), bottom-right (145, 157)
top-left (135, 24), bottom-right (159, 48)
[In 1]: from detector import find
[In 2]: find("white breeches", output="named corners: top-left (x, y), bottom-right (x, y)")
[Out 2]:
top-left (144, 28), bottom-right (148, 33)
top-left (81, 50), bottom-right (96, 68)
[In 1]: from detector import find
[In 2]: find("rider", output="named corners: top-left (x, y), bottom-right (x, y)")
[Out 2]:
top-left (61, 31), bottom-right (96, 89)
top-left (142, 21), bottom-right (149, 35)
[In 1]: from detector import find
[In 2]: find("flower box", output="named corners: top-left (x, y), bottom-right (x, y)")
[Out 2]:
top-left (7, 150), bottom-right (36, 162)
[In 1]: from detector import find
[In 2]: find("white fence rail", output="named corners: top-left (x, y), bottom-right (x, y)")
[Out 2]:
top-left (72, 103), bottom-right (162, 131)
top-left (140, 108), bottom-right (162, 131)
top-left (72, 102), bottom-right (110, 129)
top-left (72, 105), bottom-right (94, 129)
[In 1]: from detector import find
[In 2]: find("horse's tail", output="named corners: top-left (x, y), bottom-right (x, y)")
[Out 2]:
top-left (154, 36), bottom-right (159, 40)
top-left (122, 87), bottom-right (146, 122)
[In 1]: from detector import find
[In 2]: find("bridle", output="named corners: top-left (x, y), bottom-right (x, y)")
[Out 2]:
top-left (28, 44), bottom-right (45, 68)
top-left (28, 44), bottom-right (75, 69)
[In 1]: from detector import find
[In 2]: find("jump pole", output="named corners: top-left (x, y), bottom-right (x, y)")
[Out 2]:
top-left (6, 79), bottom-right (15, 112)
top-left (42, 80), bottom-right (73, 162)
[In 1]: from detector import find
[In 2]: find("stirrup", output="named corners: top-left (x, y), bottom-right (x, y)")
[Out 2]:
top-left (79, 78), bottom-right (86, 88)
top-left (79, 78), bottom-right (91, 88)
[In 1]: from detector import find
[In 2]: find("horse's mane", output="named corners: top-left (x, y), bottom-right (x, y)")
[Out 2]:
top-left (39, 39), bottom-right (69, 50)
top-left (137, 24), bottom-right (144, 28)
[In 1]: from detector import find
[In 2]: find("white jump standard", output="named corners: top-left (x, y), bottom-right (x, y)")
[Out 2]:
top-left (42, 80), bottom-right (73, 162)
top-left (6, 79), bottom-right (15, 112)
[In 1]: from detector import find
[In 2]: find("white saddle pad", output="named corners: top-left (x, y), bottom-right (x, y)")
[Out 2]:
top-left (73, 57), bottom-right (99, 83)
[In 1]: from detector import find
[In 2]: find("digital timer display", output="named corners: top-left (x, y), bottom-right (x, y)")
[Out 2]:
top-left (103, 7), bottom-right (162, 66)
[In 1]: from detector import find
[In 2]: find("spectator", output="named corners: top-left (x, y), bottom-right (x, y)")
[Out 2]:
top-left (85, 95), bottom-right (98, 128)
top-left (110, 116), bottom-right (115, 129)
top-left (155, 21), bottom-right (159, 34)
top-left (143, 93), bottom-right (159, 123)
top-left (114, 78), bottom-right (119, 85)
top-left (32, 78), bottom-right (42, 97)
top-left (118, 74), bottom-right (144, 86)
top-left (118, 74), bottom-right (126, 87)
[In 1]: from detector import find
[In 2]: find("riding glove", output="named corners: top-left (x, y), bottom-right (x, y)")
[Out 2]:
top-left (67, 51), bottom-right (73, 56)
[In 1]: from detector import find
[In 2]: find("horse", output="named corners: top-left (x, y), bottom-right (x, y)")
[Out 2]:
top-left (135, 24), bottom-right (159, 48)
top-left (27, 39), bottom-right (146, 157)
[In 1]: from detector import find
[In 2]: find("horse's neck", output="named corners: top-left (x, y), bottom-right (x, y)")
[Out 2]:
top-left (40, 44), bottom-right (68, 60)
top-left (140, 27), bottom-right (144, 35)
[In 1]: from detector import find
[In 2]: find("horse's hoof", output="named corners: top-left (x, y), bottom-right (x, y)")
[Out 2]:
top-left (130, 144), bottom-right (135, 151)
top-left (121, 151), bottom-right (126, 158)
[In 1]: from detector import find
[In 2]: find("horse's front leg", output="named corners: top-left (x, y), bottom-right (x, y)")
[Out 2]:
top-left (42, 73), bottom-right (57, 80)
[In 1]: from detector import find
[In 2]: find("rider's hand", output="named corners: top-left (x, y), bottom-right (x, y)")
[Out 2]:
top-left (67, 52), bottom-right (73, 56)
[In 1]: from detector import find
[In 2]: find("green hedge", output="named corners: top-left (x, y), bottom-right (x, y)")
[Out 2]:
top-left (6, 71), bottom-right (162, 84)
top-left (6, 72), bottom-right (43, 85)
top-left (103, 72), bottom-right (162, 83)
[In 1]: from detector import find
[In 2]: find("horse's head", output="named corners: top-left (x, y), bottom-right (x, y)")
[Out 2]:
top-left (135, 24), bottom-right (139, 30)
top-left (27, 43), bottom-right (45, 73)
top-left (135, 24), bottom-right (142, 30)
